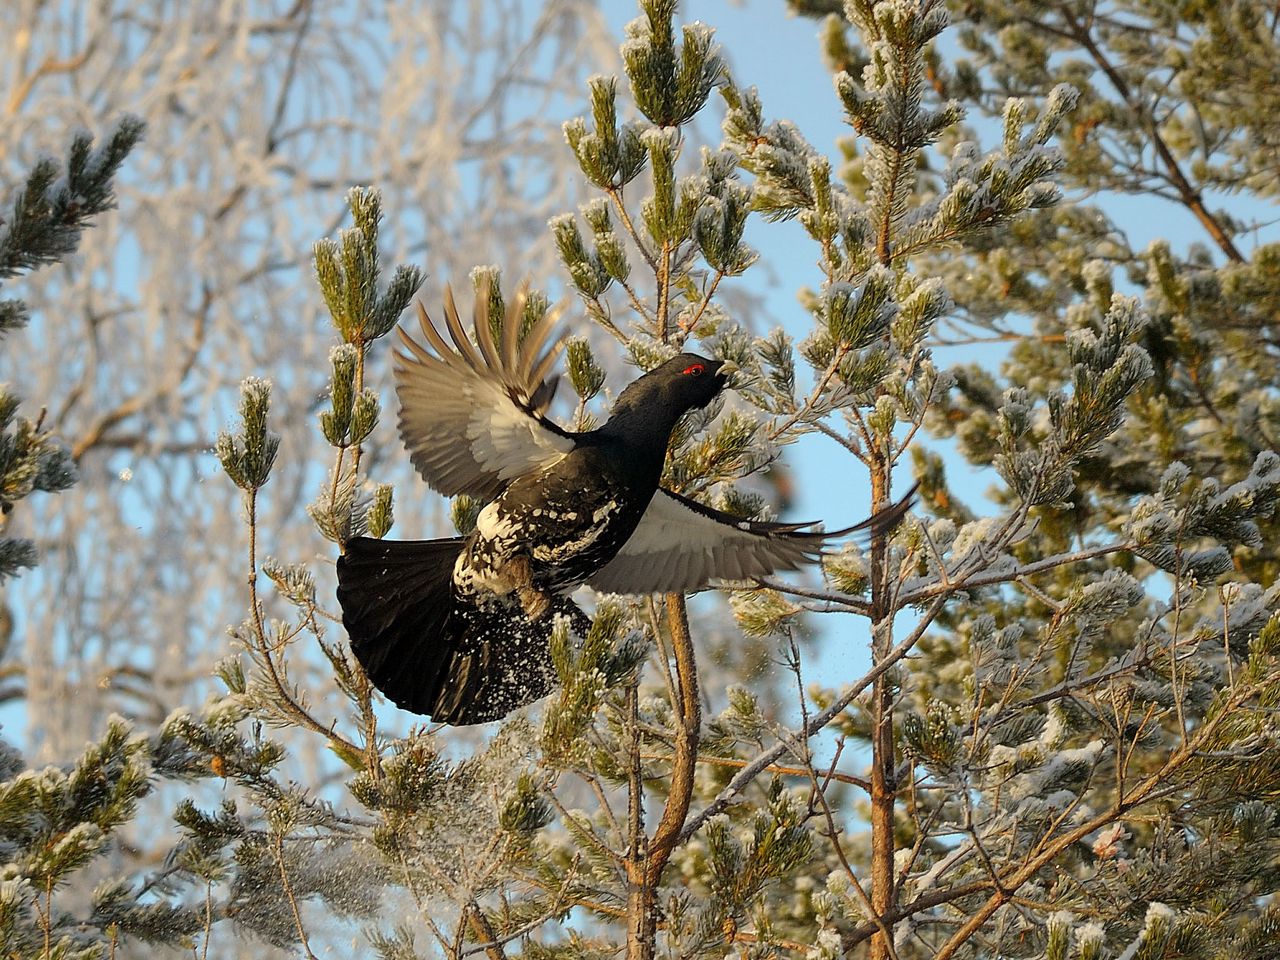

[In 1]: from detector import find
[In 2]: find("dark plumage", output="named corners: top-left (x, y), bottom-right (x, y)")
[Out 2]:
top-left (337, 285), bottom-right (913, 724)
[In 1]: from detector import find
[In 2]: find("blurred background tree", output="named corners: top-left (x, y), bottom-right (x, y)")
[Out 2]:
top-left (0, 0), bottom-right (619, 760)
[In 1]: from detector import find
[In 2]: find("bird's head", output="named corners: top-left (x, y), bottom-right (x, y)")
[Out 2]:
top-left (612, 352), bottom-right (738, 423)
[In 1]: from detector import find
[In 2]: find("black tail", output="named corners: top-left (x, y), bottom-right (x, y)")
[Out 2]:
top-left (336, 536), bottom-right (579, 725)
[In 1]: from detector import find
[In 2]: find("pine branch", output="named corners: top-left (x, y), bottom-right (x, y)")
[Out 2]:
top-left (0, 116), bottom-right (144, 284)
top-left (899, 542), bottom-right (1133, 605)
top-left (1055, 11), bottom-right (1244, 263)
top-left (680, 593), bottom-right (950, 842)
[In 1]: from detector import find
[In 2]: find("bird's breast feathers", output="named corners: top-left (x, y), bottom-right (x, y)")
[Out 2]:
top-left (529, 500), bottom-right (622, 564)
top-left (456, 461), bottom-right (650, 597)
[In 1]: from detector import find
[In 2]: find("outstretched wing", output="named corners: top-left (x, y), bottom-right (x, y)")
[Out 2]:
top-left (585, 485), bottom-right (917, 596)
top-left (395, 283), bottom-right (576, 502)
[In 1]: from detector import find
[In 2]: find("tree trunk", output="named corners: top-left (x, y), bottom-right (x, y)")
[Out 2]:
top-left (868, 460), bottom-right (897, 960)
top-left (624, 678), bottom-right (653, 960)
top-left (625, 861), bottom-right (656, 960)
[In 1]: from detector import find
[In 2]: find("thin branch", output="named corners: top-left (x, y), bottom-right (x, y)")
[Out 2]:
top-left (813, 763), bottom-right (901, 960)
top-left (677, 268), bottom-right (725, 339)
top-left (607, 187), bottom-right (659, 272)
top-left (899, 542), bottom-right (1131, 605)
top-left (465, 903), bottom-right (507, 960)
top-left (6, 41), bottom-right (97, 117)
top-left (680, 593), bottom-right (949, 841)
top-left (752, 577), bottom-right (870, 614)
top-left (639, 752), bottom-right (871, 791)
top-left (272, 832), bottom-right (319, 960)
top-left (241, 489), bottom-right (363, 757)
top-left (460, 859), bottom-right (582, 958)
top-left (1058, 11), bottom-right (1245, 262)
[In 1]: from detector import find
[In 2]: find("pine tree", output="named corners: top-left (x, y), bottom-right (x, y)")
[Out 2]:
top-left (0, 118), bottom-right (142, 580)
top-left (0, 119), bottom-right (238, 955)
top-left (0, 117), bottom-right (369, 959)
top-left (783, 0), bottom-right (1280, 956)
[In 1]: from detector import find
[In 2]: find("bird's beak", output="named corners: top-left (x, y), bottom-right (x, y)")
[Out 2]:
top-left (718, 359), bottom-right (740, 382)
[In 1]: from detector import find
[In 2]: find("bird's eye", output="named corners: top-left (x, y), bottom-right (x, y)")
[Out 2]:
top-left (682, 363), bottom-right (705, 376)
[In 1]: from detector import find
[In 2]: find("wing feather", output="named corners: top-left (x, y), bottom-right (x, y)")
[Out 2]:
top-left (723, 545), bottom-right (746, 582)
top-left (522, 301), bottom-right (554, 361)
top-left (501, 285), bottom-right (522, 369)
top-left (443, 286), bottom-right (482, 368)
top-left (586, 485), bottom-right (916, 596)
top-left (529, 344), bottom-right (561, 391)
top-left (395, 282), bottom-right (575, 502)
top-left (471, 286), bottom-right (503, 373)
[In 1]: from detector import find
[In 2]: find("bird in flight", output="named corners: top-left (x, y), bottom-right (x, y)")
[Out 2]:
top-left (337, 284), bottom-right (913, 724)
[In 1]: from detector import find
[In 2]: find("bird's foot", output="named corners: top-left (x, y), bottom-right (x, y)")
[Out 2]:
top-left (518, 585), bottom-right (552, 621)
top-left (504, 554), bottom-right (553, 620)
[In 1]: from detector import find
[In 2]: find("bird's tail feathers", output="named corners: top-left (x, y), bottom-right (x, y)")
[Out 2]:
top-left (337, 535), bottom-right (464, 715)
top-left (836, 480), bottom-right (921, 542)
top-left (337, 536), bottom-right (583, 725)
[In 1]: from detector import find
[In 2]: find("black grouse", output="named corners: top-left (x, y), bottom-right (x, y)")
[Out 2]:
top-left (336, 285), bottom-right (913, 725)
